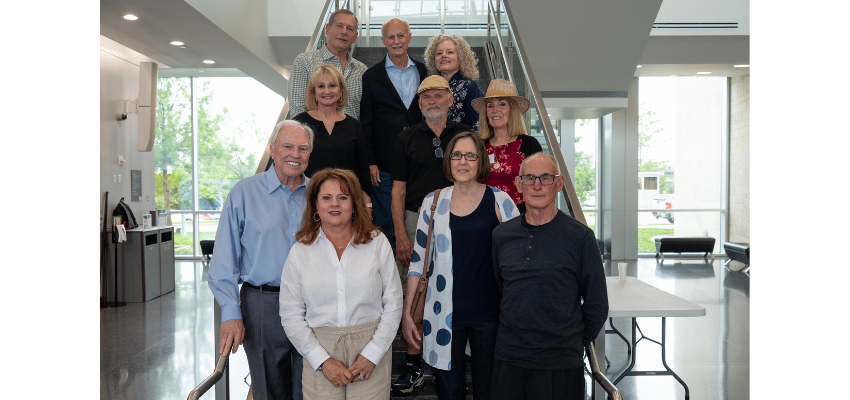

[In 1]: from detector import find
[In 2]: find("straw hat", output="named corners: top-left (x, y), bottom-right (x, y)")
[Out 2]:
top-left (417, 75), bottom-right (451, 94)
top-left (471, 79), bottom-right (531, 115)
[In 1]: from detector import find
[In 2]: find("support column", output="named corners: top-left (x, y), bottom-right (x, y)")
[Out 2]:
top-left (600, 78), bottom-right (639, 260)
top-left (557, 119), bottom-right (576, 212)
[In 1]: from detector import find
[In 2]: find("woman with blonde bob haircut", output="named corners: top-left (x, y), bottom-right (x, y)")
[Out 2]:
top-left (280, 168), bottom-right (402, 400)
top-left (472, 79), bottom-right (543, 213)
top-left (294, 65), bottom-right (373, 210)
top-left (423, 33), bottom-right (484, 132)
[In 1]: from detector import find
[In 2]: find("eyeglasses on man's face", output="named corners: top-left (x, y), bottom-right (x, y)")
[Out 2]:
top-left (449, 152), bottom-right (479, 161)
top-left (519, 173), bottom-right (560, 186)
top-left (432, 137), bottom-right (443, 158)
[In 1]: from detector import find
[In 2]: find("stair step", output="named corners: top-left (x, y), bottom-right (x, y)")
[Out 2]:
top-left (389, 378), bottom-right (474, 400)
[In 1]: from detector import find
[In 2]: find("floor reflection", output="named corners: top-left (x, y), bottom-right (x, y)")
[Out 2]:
top-left (101, 258), bottom-right (749, 400)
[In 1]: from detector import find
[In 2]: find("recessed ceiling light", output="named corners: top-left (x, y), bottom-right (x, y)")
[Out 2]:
top-left (170, 41), bottom-right (184, 46)
top-left (733, 65), bottom-right (750, 68)
top-left (696, 72), bottom-right (711, 75)
top-left (636, 65), bottom-right (643, 68)
top-left (180, 46), bottom-right (187, 49)
top-left (203, 60), bottom-right (215, 64)
top-left (123, 14), bottom-right (138, 20)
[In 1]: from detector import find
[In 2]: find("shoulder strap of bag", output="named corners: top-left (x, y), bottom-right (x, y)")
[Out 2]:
top-left (422, 189), bottom-right (441, 278)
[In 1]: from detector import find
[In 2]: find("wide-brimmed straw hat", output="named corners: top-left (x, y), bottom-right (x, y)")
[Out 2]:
top-left (471, 79), bottom-right (531, 115)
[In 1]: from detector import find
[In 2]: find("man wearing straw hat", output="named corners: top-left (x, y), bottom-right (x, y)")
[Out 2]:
top-left (390, 75), bottom-right (470, 393)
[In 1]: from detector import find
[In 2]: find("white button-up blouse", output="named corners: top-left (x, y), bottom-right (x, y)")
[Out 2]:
top-left (279, 228), bottom-right (403, 370)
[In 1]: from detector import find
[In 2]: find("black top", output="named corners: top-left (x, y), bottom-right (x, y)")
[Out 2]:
top-left (491, 211), bottom-right (609, 370)
top-left (293, 112), bottom-right (371, 197)
top-left (450, 186), bottom-right (501, 323)
top-left (391, 120), bottom-right (470, 211)
top-left (360, 56), bottom-right (428, 173)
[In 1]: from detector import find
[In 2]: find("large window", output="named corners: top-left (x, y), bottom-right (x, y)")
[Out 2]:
top-left (155, 76), bottom-right (284, 257)
top-left (637, 77), bottom-right (727, 253)
top-left (575, 119), bottom-right (598, 233)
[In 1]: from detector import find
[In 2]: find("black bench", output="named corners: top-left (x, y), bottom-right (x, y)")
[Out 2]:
top-left (723, 242), bottom-right (750, 273)
top-left (200, 239), bottom-right (215, 261)
top-left (652, 235), bottom-right (716, 259)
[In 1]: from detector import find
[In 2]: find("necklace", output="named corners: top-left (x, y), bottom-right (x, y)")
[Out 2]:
top-left (492, 143), bottom-right (505, 170)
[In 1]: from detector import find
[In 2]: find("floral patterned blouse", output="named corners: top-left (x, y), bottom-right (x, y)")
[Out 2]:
top-left (446, 71), bottom-right (484, 133)
top-left (481, 135), bottom-right (543, 209)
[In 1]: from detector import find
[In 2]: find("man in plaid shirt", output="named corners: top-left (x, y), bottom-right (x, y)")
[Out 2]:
top-left (287, 9), bottom-right (367, 120)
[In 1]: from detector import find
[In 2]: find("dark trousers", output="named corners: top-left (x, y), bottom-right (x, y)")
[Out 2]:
top-left (240, 285), bottom-right (303, 400)
top-left (434, 320), bottom-right (498, 400)
top-left (372, 171), bottom-right (396, 255)
top-left (490, 359), bottom-right (585, 400)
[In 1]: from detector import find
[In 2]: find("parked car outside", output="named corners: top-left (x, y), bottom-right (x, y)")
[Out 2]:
top-left (652, 194), bottom-right (674, 223)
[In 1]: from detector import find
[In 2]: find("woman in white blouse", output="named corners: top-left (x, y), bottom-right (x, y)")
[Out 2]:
top-left (279, 168), bottom-right (402, 400)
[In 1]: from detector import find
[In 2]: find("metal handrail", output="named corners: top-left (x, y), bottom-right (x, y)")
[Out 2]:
top-left (485, 1), bottom-right (512, 83)
top-left (186, 344), bottom-right (233, 400)
top-left (585, 342), bottom-right (624, 400)
top-left (485, 0), bottom-right (587, 225)
top-left (256, 0), bottom-right (340, 174)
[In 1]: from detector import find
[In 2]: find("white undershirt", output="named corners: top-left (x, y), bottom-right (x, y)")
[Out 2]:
top-left (279, 228), bottom-right (402, 369)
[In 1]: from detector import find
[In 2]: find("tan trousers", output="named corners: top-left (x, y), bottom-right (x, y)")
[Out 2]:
top-left (302, 319), bottom-right (391, 400)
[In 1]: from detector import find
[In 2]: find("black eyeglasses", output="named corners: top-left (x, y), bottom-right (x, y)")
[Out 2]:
top-left (449, 152), bottom-right (480, 161)
top-left (432, 137), bottom-right (443, 158)
top-left (519, 173), bottom-right (560, 186)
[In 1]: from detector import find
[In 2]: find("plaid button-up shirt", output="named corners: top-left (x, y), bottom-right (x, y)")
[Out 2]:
top-left (287, 45), bottom-right (367, 120)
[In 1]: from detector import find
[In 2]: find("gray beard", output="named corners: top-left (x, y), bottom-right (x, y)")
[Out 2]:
top-left (424, 111), bottom-right (447, 123)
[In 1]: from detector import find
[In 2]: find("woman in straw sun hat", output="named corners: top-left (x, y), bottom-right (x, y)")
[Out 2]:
top-left (472, 79), bottom-right (542, 214)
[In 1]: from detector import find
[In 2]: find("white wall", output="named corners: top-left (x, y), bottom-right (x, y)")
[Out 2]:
top-left (729, 75), bottom-right (750, 244)
top-left (672, 77), bottom-right (725, 252)
top-left (101, 37), bottom-right (161, 297)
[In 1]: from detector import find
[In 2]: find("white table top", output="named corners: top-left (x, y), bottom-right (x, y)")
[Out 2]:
top-left (607, 277), bottom-right (706, 318)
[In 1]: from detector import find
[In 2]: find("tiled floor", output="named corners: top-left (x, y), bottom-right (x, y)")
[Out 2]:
top-left (100, 257), bottom-right (750, 400)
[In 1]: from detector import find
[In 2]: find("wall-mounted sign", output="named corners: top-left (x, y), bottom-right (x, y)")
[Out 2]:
top-left (131, 170), bottom-right (142, 202)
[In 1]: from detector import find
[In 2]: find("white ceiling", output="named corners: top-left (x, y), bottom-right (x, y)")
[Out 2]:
top-left (100, 0), bottom-right (750, 119)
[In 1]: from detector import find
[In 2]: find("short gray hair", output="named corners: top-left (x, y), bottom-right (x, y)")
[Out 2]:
top-left (519, 152), bottom-right (561, 175)
top-left (270, 120), bottom-right (314, 149)
top-left (381, 18), bottom-right (410, 37)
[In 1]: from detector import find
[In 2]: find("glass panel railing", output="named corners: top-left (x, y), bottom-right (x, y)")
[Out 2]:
top-left (484, 0), bottom-right (587, 225)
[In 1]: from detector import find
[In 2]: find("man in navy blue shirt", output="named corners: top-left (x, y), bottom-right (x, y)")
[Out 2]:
top-left (491, 153), bottom-right (608, 400)
top-left (208, 120), bottom-right (314, 400)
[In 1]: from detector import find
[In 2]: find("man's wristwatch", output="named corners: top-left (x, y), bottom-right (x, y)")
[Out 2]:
top-left (318, 360), bottom-right (325, 371)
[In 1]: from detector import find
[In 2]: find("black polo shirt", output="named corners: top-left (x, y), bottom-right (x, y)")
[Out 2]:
top-left (391, 120), bottom-right (471, 211)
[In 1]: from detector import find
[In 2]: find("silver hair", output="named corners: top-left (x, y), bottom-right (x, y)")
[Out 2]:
top-left (519, 152), bottom-right (561, 176)
top-left (381, 18), bottom-right (411, 37)
top-left (270, 120), bottom-right (314, 150)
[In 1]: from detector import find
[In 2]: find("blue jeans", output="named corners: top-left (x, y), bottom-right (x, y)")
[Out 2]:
top-left (434, 320), bottom-right (499, 400)
top-left (372, 171), bottom-right (396, 255)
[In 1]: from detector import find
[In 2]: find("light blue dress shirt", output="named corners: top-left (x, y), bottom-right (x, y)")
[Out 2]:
top-left (385, 55), bottom-right (420, 109)
top-left (208, 169), bottom-right (310, 322)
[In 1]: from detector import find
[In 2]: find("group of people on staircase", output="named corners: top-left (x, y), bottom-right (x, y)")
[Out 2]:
top-left (207, 10), bottom-right (608, 400)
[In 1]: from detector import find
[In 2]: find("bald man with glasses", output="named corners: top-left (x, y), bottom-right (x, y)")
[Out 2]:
top-left (490, 153), bottom-right (608, 400)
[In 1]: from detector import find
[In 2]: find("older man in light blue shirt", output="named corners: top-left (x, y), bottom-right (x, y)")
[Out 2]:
top-left (208, 120), bottom-right (314, 400)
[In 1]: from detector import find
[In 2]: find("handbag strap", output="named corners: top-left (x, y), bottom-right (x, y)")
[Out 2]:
top-left (422, 189), bottom-right (442, 279)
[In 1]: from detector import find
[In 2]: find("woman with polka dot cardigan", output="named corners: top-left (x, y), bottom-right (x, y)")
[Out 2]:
top-left (400, 132), bottom-right (519, 399)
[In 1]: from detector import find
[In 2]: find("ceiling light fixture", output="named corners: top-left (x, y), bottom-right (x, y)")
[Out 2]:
top-left (170, 41), bottom-right (184, 46)
top-left (733, 65), bottom-right (750, 68)
top-left (180, 46), bottom-right (187, 49)
top-left (636, 65), bottom-right (643, 68)
top-left (696, 72), bottom-right (711, 75)
top-left (123, 14), bottom-right (138, 20)
top-left (203, 60), bottom-right (215, 64)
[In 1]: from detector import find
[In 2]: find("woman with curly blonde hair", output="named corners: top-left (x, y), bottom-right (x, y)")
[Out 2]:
top-left (424, 34), bottom-right (484, 133)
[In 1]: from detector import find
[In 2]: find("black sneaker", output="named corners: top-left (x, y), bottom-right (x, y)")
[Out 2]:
top-left (392, 363), bottom-right (424, 394)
